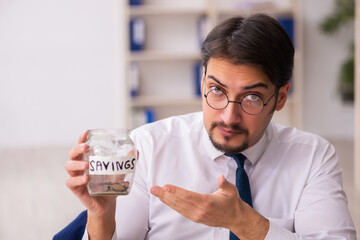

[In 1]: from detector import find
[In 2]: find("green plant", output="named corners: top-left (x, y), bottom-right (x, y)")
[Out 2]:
top-left (320, 0), bottom-right (355, 102)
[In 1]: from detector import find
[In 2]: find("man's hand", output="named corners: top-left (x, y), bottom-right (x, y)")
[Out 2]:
top-left (150, 175), bottom-right (269, 240)
top-left (65, 131), bottom-right (116, 240)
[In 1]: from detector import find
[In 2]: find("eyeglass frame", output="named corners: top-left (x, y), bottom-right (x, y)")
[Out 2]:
top-left (203, 83), bottom-right (281, 115)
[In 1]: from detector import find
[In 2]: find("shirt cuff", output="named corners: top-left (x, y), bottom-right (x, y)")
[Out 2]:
top-left (264, 220), bottom-right (297, 240)
top-left (82, 224), bottom-right (117, 240)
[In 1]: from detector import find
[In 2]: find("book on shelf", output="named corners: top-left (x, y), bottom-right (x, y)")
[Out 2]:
top-left (129, 0), bottom-right (142, 6)
top-left (129, 62), bottom-right (140, 98)
top-left (277, 17), bottom-right (294, 44)
top-left (193, 62), bottom-right (203, 97)
top-left (197, 16), bottom-right (209, 49)
top-left (130, 17), bottom-right (146, 51)
top-left (132, 108), bottom-right (155, 129)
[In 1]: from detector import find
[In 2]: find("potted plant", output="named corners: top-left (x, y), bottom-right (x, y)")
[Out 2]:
top-left (320, 0), bottom-right (355, 102)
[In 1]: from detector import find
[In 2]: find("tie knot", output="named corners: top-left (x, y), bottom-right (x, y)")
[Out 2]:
top-left (225, 153), bottom-right (247, 168)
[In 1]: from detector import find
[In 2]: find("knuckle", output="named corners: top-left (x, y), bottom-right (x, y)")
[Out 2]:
top-left (68, 146), bottom-right (79, 159)
top-left (193, 209), bottom-right (207, 223)
top-left (163, 184), bottom-right (173, 193)
top-left (202, 197), bottom-right (213, 209)
top-left (64, 160), bottom-right (76, 172)
top-left (65, 177), bottom-right (73, 188)
top-left (66, 175), bottom-right (87, 189)
top-left (68, 148), bottom-right (74, 159)
top-left (64, 161), bottom-right (69, 170)
top-left (68, 144), bottom-right (88, 159)
top-left (78, 131), bottom-right (88, 144)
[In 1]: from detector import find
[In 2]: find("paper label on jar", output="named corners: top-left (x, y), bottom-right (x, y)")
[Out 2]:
top-left (89, 155), bottom-right (136, 175)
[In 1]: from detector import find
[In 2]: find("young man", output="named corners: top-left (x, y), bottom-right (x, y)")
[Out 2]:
top-left (65, 14), bottom-right (356, 239)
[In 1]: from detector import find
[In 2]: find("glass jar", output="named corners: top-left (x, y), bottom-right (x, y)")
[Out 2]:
top-left (84, 129), bottom-right (137, 196)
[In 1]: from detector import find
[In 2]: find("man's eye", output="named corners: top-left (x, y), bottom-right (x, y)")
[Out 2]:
top-left (210, 86), bottom-right (223, 94)
top-left (246, 94), bottom-right (261, 101)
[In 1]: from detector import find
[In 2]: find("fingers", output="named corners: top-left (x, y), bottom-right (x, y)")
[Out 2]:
top-left (215, 175), bottom-right (240, 201)
top-left (151, 184), bottom-right (190, 199)
top-left (69, 131), bottom-right (88, 160)
top-left (151, 185), bottom-right (188, 206)
top-left (65, 160), bottom-right (88, 177)
top-left (217, 174), bottom-right (226, 188)
top-left (150, 177), bottom-right (243, 229)
top-left (66, 175), bottom-right (88, 190)
top-left (67, 132), bottom-right (90, 177)
top-left (78, 130), bottom-right (88, 144)
top-left (65, 175), bottom-right (89, 199)
top-left (69, 143), bottom-right (88, 160)
top-left (217, 175), bottom-right (232, 190)
top-left (150, 185), bottom-right (203, 215)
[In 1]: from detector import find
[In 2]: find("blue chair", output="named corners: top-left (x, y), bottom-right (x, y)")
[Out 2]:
top-left (53, 210), bottom-right (87, 240)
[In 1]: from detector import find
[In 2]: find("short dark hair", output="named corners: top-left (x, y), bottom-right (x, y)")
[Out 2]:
top-left (201, 14), bottom-right (294, 88)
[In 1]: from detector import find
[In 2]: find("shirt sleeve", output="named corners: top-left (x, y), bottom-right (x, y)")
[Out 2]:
top-left (265, 221), bottom-right (297, 240)
top-left (82, 227), bottom-right (117, 240)
top-left (266, 142), bottom-right (356, 239)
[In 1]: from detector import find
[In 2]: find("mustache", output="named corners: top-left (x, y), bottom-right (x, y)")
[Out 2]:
top-left (210, 122), bottom-right (249, 135)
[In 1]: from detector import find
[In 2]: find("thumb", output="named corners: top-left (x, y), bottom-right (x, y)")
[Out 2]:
top-left (217, 175), bottom-right (235, 192)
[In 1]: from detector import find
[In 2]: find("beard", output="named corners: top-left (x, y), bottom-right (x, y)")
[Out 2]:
top-left (208, 121), bottom-right (250, 154)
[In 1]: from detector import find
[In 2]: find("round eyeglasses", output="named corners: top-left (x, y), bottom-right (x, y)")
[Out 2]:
top-left (204, 87), bottom-right (280, 115)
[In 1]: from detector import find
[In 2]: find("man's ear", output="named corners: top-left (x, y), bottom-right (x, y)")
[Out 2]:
top-left (275, 82), bottom-right (290, 111)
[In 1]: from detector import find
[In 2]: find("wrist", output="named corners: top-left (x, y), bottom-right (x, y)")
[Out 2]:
top-left (87, 201), bottom-right (116, 240)
top-left (231, 204), bottom-right (269, 240)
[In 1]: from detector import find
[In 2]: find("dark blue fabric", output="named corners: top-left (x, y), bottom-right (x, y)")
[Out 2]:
top-left (53, 210), bottom-right (87, 240)
top-left (226, 153), bottom-right (252, 240)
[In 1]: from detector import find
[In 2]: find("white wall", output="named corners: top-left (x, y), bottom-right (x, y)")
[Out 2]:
top-left (0, 0), bottom-right (126, 148)
top-left (302, 0), bottom-right (354, 140)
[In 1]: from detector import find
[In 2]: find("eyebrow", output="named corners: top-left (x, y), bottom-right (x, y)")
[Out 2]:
top-left (207, 75), bottom-right (227, 88)
top-left (207, 75), bottom-right (269, 90)
top-left (243, 83), bottom-right (269, 90)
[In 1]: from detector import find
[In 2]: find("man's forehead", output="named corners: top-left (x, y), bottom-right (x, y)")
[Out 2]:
top-left (205, 62), bottom-right (273, 89)
top-left (206, 74), bottom-right (270, 90)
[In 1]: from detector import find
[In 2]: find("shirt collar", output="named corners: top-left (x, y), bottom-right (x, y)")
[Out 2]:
top-left (201, 122), bottom-right (273, 165)
top-left (242, 127), bottom-right (269, 165)
top-left (201, 126), bottom-right (224, 161)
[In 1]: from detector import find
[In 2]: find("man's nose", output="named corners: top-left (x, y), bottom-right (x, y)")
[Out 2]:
top-left (219, 101), bottom-right (243, 125)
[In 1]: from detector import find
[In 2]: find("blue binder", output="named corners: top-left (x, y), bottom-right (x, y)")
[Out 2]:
top-left (130, 18), bottom-right (145, 51)
top-left (277, 17), bottom-right (294, 45)
top-left (129, 0), bottom-right (142, 6)
top-left (193, 62), bottom-right (203, 97)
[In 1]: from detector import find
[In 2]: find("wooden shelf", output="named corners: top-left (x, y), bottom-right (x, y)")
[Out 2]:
top-left (128, 51), bottom-right (201, 62)
top-left (128, 5), bottom-right (206, 16)
top-left (130, 95), bottom-right (202, 107)
top-left (216, 5), bottom-right (293, 17)
top-left (214, 0), bottom-right (294, 16)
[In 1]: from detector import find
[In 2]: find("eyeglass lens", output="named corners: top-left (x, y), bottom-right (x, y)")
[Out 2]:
top-left (206, 89), bottom-right (264, 115)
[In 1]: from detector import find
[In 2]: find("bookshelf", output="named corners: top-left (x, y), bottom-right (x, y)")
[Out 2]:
top-left (123, 0), bottom-right (303, 129)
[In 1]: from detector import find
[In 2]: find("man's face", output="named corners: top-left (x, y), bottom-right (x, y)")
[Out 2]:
top-left (202, 58), bottom-right (289, 154)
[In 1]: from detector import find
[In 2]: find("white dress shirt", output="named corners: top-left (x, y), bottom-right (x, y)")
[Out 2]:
top-left (83, 112), bottom-right (356, 239)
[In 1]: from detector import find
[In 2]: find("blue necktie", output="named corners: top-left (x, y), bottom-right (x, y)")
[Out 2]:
top-left (226, 153), bottom-right (252, 240)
